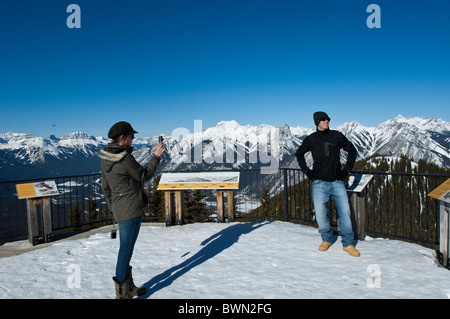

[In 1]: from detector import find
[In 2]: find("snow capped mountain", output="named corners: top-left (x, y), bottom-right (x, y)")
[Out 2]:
top-left (337, 115), bottom-right (450, 168)
top-left (0, 132), bottom-right (105, 163)
top-left (0, 115), bottom-right (449, 181)
top-left (0, 132), bottom-right (110, 181)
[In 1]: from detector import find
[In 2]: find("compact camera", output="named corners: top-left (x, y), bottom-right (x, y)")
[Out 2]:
top-left (159, 136), bottom-right (164, 144)
top-left (110, 229), bottom-right (117, 239)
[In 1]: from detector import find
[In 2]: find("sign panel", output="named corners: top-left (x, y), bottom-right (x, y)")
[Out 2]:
top-left (157, 172), bottom-right (240, 190)
top-left (16, 181), bottom-right (59, 199)
top-left (428, 178), bottom-right (450, 204)
top-left (346, 174), bottom-right (373, 193)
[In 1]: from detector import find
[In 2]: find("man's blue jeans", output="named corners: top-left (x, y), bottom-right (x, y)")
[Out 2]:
top-left (116, 216), bottom-right (141, 283)
top-left (312, 180), bottom-right (356, 247)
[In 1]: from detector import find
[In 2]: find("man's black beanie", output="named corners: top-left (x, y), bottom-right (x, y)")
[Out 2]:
top-left (313, 111), bottom-right (330, 126)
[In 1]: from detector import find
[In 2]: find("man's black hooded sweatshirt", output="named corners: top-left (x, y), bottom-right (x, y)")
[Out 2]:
top-left (295, 128), bottom-right (357, 182)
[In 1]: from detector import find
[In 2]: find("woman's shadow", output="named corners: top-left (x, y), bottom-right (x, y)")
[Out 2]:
top-left (140, 221), bottom-right (269, 298)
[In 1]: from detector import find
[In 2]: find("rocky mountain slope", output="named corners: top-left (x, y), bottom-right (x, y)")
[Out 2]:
top-left (1, 115), bottom-right (449, 181)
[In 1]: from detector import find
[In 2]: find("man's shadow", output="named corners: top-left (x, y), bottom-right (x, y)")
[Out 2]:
top-left (140, 221), bottom-right (269, 298)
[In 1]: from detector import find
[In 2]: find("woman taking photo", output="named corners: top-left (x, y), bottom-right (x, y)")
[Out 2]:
top-left (98, 121), bottom-right (165, 298)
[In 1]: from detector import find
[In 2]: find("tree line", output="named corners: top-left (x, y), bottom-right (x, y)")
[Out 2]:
top-left (246, 155), bottom-right (450, 248)
top-left (68, 175), bottom-right (213, 231)
top-left (67, 155), bottom-right (449, 250)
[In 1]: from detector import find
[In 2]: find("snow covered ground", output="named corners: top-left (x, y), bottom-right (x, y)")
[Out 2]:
top-left (0, 221), bottom-right (449, 299)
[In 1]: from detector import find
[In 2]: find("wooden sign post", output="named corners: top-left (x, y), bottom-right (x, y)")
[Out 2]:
top-left (428, 178), bottom-right (450, 269)
top-left (346, 174), bottom-right (373, 240)
top-left (164, 190), bottom-right (185, 226)
top-left (157, 172), bottom-right (239, 226)
top-left (217, 190), bottom-right (235, 223)
top-left (16, 181), bottom-right (59, 246)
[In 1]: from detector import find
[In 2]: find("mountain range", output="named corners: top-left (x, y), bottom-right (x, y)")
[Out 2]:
top-left (1, 115), bottom-right (449, 182)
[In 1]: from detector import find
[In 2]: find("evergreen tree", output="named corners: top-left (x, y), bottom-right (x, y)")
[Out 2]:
top-left (259, 185), bottom-right (271, 217)
top-left (86, 196), bottom-right (97, 223)
top-left (147, 175), bottom-right (165, 219)
top-left (184, 190), bottom-right (210, 223)
top-left (68, 201), bottom-right (82, 231)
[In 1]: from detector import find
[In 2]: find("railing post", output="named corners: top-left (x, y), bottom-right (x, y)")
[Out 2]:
top-left (283, 169), bottom-right (289, 222)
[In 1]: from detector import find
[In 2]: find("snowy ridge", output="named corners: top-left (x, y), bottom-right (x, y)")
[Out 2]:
top-left (0, 115), bottom-right (449, 180)
top-left (0, 132), bottom-right (107, 163)
top-left (0, 132), bottom-right (110, 180)
top-left (337, 115), bottom-right (450, 167)
top-left (135, 115), bottom-right (450, 173)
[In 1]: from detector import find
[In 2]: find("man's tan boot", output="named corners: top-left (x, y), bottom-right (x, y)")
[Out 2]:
top-left (318, 242), bottom-right (332, 252)
top-left (343, 245), bottom-right (360, 257)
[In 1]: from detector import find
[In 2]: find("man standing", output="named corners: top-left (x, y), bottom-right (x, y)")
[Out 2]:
top-left (295, 111), bottom-right (360, 257)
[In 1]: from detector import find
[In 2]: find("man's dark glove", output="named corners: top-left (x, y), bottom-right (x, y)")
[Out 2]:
top-left (337, 169), bottom-right (350, 181)
top-left (305, 169), bottom-right (317, 182)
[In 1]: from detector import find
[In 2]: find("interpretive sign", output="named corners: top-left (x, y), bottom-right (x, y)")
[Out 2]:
top-left (345, 174), bottom-right (373, 240)
top-left (345, 174), bottom-right (373, 193)
top-left (428, 178), bottom-right (450, 204)
top-left (16, 181), bottom-right (59, 199)
top-left (157, 172), bottom-right (240, 226)
top-left (16, 181), bottom-right (58, 245)
top-left (157, 172), bottom-right (240, 190)
top-left (428, 178), bottom-right (450, 268)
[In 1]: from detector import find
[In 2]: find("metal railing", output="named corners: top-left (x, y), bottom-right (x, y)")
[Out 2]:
top-left (1, 169), bottom-right (449, 252)
top-left (0, 174), bottom-right (110, 243)
top-left (283, 169), bottom-right (449, 250)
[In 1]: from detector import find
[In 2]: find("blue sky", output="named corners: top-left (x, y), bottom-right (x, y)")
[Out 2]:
top-left (1, 0), bottom-right (449, 138)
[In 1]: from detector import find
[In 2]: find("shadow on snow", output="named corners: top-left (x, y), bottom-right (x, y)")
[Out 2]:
top-left (141, 221), bottom-right (270, 298)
